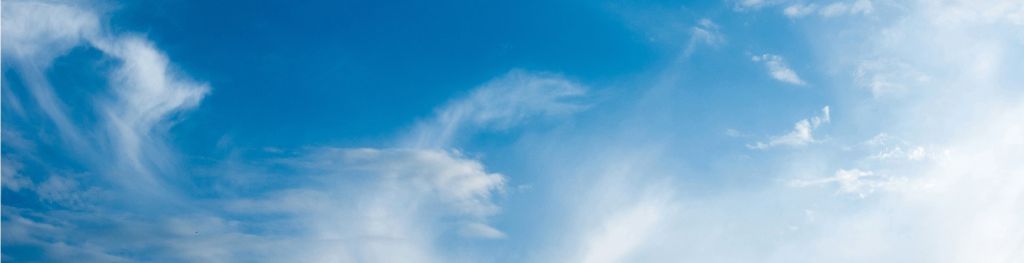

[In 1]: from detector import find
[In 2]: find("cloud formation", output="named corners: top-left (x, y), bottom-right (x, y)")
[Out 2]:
top-left (2, 4), bottom-right (572, 257)
top-left (855, 59), bottom-right (932, 97)
top-left (197, 69), bottom-right (590, 260)
top-left (406, 70), bottom-right (587, 148)
top-left (2, 0), bottom-right (209, 198)
top-left (685, 19), bottom-right (725, 56)
top-left (784, 0), bottom-right (874, 18)
top-left (6, 0), bottom-right (1024, 262)
top-left (752, 54), bottom-right (806, 85)
top-left (789, 168), bottom-right (902, 198)
top-left (214, 147), bottom-right (507, 262)
top-left (748, 106), bottom-right (830, 149)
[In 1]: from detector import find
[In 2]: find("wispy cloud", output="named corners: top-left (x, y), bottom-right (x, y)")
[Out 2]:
top-left (734, 0), bottom-right (771, 11)
top-left (855, 59), bottom-right (931, 97)
top-left (748, 106), bottom-right (830, 149)
top-left (819, 0), bottom-right (873, 17)
top-left (784, 0), bottom-right (874, 18)
top-left (406, 69), bottom-right (587, 148)
top-left (218, 147), bottom-right (507, 261)
top-left (752, 54), bottom-right (806, 85)
top-left (203, 68), bottom-right (591, 259)
top-left (789, 168), bottom-right (903, 198)
top-left (2, 1), bottom-right (100, 63)
top-left (578, 198), bottom-right (669, 263)
top-left (7, 0), bottom-right (1024, 262)
top-left (685, 19), bottom-right (725, 56)
top-left (783, 3), bottom-right (818, 18)
top-left (863, 133), bottom-right (939, 161)
top-left (1, 0), bottom-right (211, 260)
top-left (94, 37), bottom-right (209, 195)
top-left (459, 222), bottom-right (508, 239)
top-left (2, 1), bottom-right (100, 151)
top-left (2, 0), bottom-right (208, 199)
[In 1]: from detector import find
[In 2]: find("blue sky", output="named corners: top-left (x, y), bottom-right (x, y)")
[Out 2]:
top-left (4, 0), bottom-right (1024, 262)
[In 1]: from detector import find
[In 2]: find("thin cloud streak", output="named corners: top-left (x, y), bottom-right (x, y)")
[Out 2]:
top-left (752, 54), bottom-right (806, 85)
top-left (748, 106), bottom-right (830, 149)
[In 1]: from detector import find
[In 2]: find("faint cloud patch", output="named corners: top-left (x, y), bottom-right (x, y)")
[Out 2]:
top-left (864, 133), bottom-right (946, 161)
top-left (789, 169), bottom-right (905, 198)
top-left (734, 0), bottom-right (772, 11)
top-left (783, 0), bottom-right (873, 18)
top-left (459, 222), bottom-right (507, 239)
top-left (685, 18), bottom-right (725, 56)
top-left (752, 54), bottom-right (806, 85)
top-left (407, 70), bottom-right (587, 148)
top-left (748, 106), bottom-right (830, 149)
top-left (855, 59), bottom-right (932, 97)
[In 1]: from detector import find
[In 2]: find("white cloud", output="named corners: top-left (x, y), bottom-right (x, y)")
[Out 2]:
top-left (820, 0), bottom-right (873, 17)
top-left (94, 36), bottom-right (209, 193)
top-left (9, 0), bottom-right (1024, 262)
top-left (329, 148), bottom-right (506, 218)
top-left (1, 157), bottom-right (32, 192)
top-left (406, 69), bottom-right (587, 148)
top-left (540, 1), bottom-right (1024, 261)
top-left (226, 71), bottom-right (567, 256)
top-left (925, 0), bottom-right (1024, 26)
top-left (735, 0), bottom-right (769, 10)
top-left (775, 0), bottom-right (1024, 261)
top-left (1, 1), bottom-right (99, 64)
top-left (790, 169), bottom-right (903, 197)
top-left (855, 59), bottom-right (931, 97)
top-left (579, 199), bottom-right (667, 263)
top-left (869, 145), bottom-right (928, 161)
top-left (724, 128), bottom-right (746, 137)
top-left (1, 1), bottom-right (100, 149)
top-left (35, 175), bottom-right (96, 208)
top-left (851, 0), bottom-right (874, 14)
top-left (752, 54), bottom-right (806, 85)
top-left (3, 10), bottom-right (566, 253)
top-left (459, 222), bottom-right (507, 239)
top-left (1, 0), bottom-right (208, 198)
top-left (1, 0), bottom-right (211, 260)
top-left (818, 2), bottom-right (848, 17)
top-left (219, 147), bottom-right (507, 262)
top-left (1, 56), bottom-right (562, 260)
top-left (4, 138), bottom-right (509, 262)
top-left (686, 18), bottom-right (725, 56)
top-left (863, 133), bottom-right (939, 161)
top-left (783, 0), bottom-right (873, 18)
top-left (783, 3), bottom-right (818, 18)
top-left (748, 106), bottom-right (830, 149)
top-left (0, 208), bottom-right (134, 262)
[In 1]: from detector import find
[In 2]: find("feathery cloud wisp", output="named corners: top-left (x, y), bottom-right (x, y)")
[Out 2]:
top-left (752, 54), bottom-right (806, 85)
top-left (748, 106), bottom-right (830, 149)
top-left (783, 0), bottom-right (873, 18)
top-left (2, 0), bottom-right (209, 198)
top-left (685, 19), bottom-right (725, 56)
top-left (406, 70), bottom-right (587, 148)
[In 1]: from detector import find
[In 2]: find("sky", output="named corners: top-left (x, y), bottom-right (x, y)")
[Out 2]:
top-left (3, 0), bottom-right (1024, 262)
